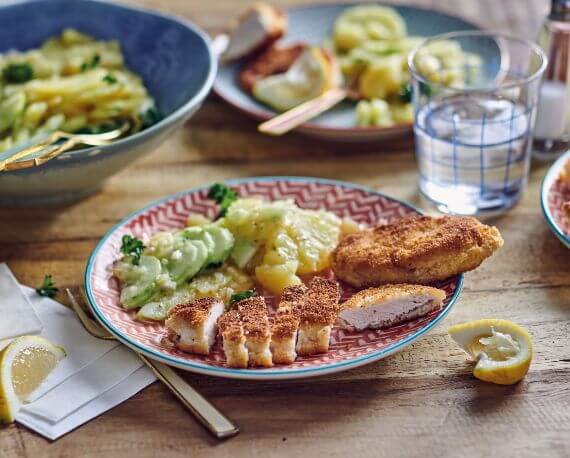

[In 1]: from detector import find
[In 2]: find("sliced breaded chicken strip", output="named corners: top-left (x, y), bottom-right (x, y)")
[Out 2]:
top-left (218, 310), bottom-right (248, 368)
top-left (277, 284), bottom-right (307, 314)
top-left (338, 284), bottom-right (446, 331)
top-left (236, 296), bottom-right (273, 367)
top-left (165, 297), bottom-right (224, 355)
top-left (293, 277), bottom-right (340, 356)
top-left (331, 215), bottom-right (504, 287)
top-left (271, 314), bottom-right (301, 364)
top-left (271, 285), bottom-right (306, 364)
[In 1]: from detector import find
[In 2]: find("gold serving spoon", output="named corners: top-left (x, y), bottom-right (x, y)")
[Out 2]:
top-left (65, 288), bottom-right (239, 439)
top-left (0, 121), bottom-right (130, 172)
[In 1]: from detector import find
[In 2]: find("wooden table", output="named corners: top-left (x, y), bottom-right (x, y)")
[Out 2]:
top-left (1, 0), bottom-right (569, 456)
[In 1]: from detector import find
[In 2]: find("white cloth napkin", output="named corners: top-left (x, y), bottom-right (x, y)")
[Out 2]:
top-left (0, 263), bottom-right (42, 340)
top-left (0, 266), bottom-right (156, 440)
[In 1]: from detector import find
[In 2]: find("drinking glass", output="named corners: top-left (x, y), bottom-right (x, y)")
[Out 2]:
top-left (408, 32), bottom-right (547, 215)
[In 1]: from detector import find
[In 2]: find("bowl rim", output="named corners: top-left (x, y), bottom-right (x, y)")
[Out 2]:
top-left (540, 150), bottom-right (570, 248)
top-left (0, 0), bottom-right (218, 165)
top-left (213, 1), bottom-right (486, 135)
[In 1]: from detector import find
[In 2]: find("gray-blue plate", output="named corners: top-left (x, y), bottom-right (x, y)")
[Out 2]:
top-left (215, 3), bottom-right (483, 142)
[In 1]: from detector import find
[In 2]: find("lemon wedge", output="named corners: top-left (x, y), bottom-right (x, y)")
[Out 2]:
top-left (448, 319), bottom-right (533, 385)
top-left (252, 47), bottom-right (336, 112)
top-left (0, 336), bottom-right (66, 423)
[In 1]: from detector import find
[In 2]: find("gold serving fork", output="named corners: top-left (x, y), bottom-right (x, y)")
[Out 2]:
top-left (65, 288), bottom-right (239, 439)
top-left (0, 122), bottom-right (130, 172)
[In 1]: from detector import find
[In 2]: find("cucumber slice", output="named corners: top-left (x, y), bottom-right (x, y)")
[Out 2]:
top-left (136, 301), bottom-right (168, 321)
top-left (137, 255), bottom-right (162, 282)
top-left (118, 255), bottom-right (162, 309)
top-left (230, 238), bottom-right (258, 268)
top-left (120, 282), bottom-right (156, 309)
top-left (135, 289), bottom-right (192, 321)
top-left (203, 226), bottom-right (234, 264)
top-left (182, 227), bottom-right (216, 262)
top-left (168, 239), bottom-right (208, 284)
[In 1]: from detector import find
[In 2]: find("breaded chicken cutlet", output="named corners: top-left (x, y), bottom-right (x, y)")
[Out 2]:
top-left (165, 297), bottom-right (224, 355)
top-left (239, 43), bottom-right (307, 92)
top-left (331, 215), bottom-right (503, 288)
top-left (218, 296), bottom-right (273, 368)
top-left (337, 284), bottom-right (446, 331)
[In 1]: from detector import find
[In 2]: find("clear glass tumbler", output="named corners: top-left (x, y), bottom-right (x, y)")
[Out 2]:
top-left (408, 32), bottom-right (547, 215)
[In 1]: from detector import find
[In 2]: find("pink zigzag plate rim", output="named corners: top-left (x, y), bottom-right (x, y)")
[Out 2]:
top-left (541, 151), bottom-right (570, 249)
top-left (85, 177), bottom-right (464, 380)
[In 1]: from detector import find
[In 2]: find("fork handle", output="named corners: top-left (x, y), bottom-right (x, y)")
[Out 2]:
top-left (258, 87), bottom-right (348, 135)
top-left (137, 354), bottom-right (239, 439)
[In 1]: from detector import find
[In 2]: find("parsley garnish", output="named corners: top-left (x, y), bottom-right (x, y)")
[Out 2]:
top-left (103, 73), bottom-right (117, 84)
top-left (36, 274), bottom-right (58, 298)
top-left (400, 82), bottom-right (412, 103)
top-left (81, 54), bottom-right (101, 71)
top-left (140, 107), bottom-right (163, 129)
top-left (208, 183), bottom-right (238, 218)
top-left (120, 234), bottom-right (145, 265)
top-left (229, 289), bottom-right (256, 305)
top-left (399, 81), bottom-right (431, 102)
top-left (3, 63), bottom-right (34, 83)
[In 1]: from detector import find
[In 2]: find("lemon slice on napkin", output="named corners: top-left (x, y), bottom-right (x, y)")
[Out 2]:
top-left (252, 47), bottom-right (336, 112)
top-left (448, 319), bottom-right (533, 385)
top-left (0, 336), bottom-right (66, 423)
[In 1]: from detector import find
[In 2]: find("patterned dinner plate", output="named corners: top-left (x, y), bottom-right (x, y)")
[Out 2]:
top-left (85, 177), bottom-right (464, 380)
top-left (541, 151), bottom-right (570, 248)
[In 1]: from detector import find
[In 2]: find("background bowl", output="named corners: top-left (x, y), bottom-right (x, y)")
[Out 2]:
top-left (0, 0), bottom-right (216, 205)
top-left (215, 3), bottom-right (483, 142)
top-left (541, 150), bottom-right (570, 248)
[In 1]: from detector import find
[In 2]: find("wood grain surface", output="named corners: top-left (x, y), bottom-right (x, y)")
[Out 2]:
top-left (1, 1), bottom-right (569, 457)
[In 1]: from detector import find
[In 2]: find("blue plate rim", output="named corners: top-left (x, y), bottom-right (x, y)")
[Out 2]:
top-left (540, 150), bottom-right (570, 248)
top-left (84, 176), bottom-right (465, 380)
top-left (0, 0), bottom-right (218, 165)
top-left (214, 1), bottom-right (486, 134)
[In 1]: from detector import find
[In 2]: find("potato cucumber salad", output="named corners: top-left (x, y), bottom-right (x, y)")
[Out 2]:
top-left (114, 184), bottom-right (358, 321)
top-left (0, 28), bottom-right (161, 153)
top-left (332, 5), bottom-right (480, 128)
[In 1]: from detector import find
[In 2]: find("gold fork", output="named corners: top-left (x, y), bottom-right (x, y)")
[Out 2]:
top-left (0, 122), bottom-right (130, 172)
top-left (65, 288), bottom-right (239, 439)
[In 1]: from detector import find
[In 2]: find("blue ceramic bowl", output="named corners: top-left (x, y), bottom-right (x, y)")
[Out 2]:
top-left (0, 0), bottom-right (216, 205)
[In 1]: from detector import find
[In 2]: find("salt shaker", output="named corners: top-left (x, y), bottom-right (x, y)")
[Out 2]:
top-left (533, 0), bottom-right (570, 160)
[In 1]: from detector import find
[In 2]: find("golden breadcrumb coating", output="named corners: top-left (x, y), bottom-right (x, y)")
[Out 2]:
top-left (271, 313), bottom-right (300, 339)
top-left (218, 310), bottom-right (243, 343)
top-left (167, 297), bottom-right (220, 326)
top-left (237, 296), bottom-right (271, 339)
top-left (165, 297), bottom-right (223, 355)
top-left (293, 277), bottom-right (340, 326)
top-left (331, 215), bottom-right (503, 287)
top-left (277, 284), bottom-right (308, 314)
